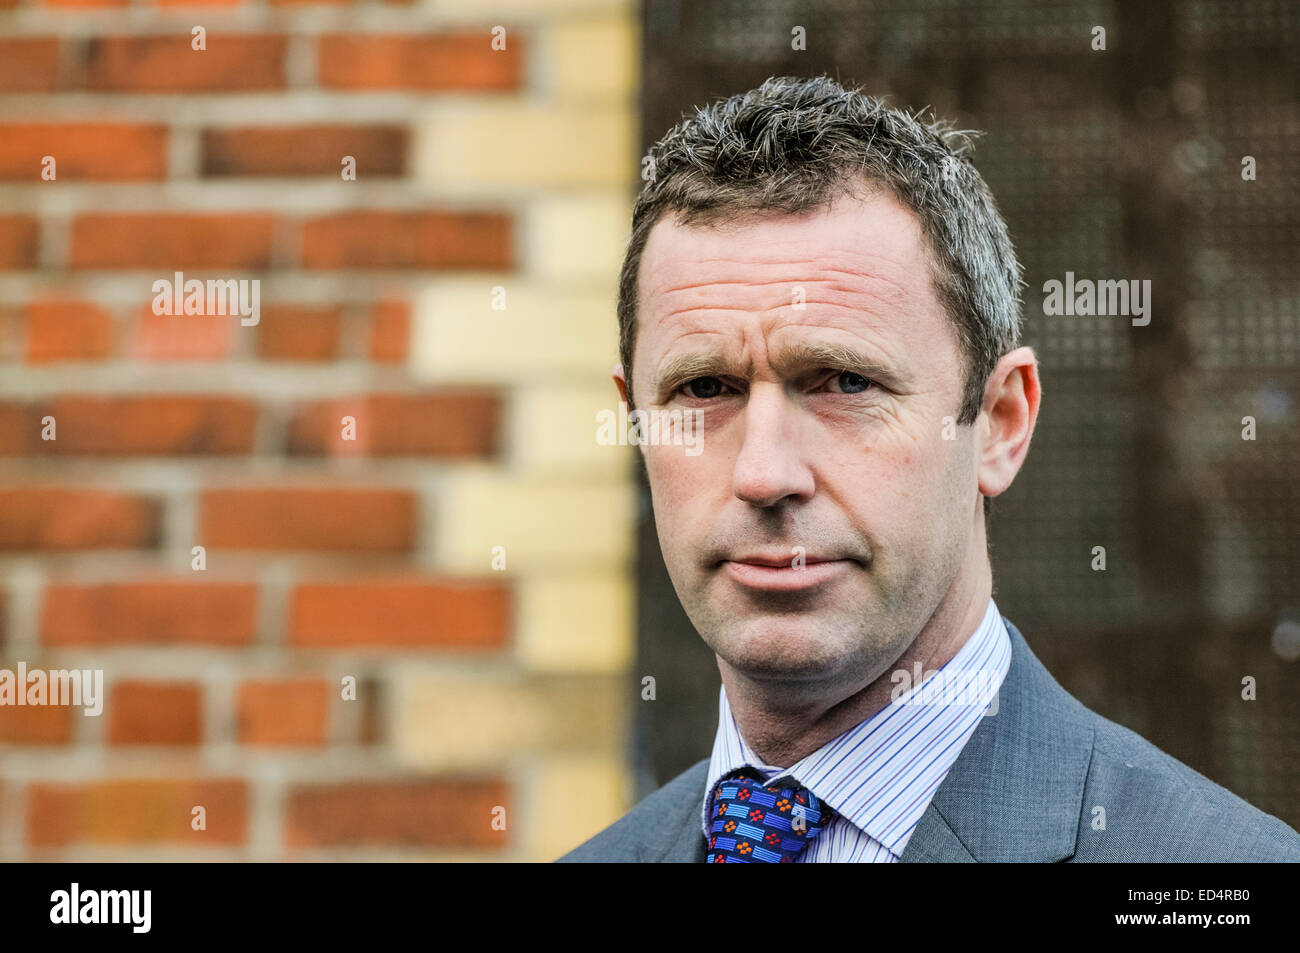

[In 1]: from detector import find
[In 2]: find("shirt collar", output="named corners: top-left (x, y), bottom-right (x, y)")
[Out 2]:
top-left (701, 597), bottom-right (1012, 857)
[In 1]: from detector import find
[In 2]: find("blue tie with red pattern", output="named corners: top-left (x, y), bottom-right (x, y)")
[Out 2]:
top-left (706, 770), bottom-right (831, 862)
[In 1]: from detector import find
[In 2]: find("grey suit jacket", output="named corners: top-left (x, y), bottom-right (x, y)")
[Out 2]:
top-left (558, 618), bottom-right (1300, 862)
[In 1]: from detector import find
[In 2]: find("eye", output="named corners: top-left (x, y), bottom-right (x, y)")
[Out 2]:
top-left (680, 376), bottom-right (729, 399)
top-left (824, 370), bottom-right (875, 394)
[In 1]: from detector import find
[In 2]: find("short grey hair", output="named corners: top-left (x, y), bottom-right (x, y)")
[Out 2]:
top-left (617, 74), bottom-right (1025, 428)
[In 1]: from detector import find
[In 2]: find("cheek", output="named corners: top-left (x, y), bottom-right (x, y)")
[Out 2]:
top-left (911, 439), bottom-right (967, 506)
top-left (833, 434), bottom-right (955, 520)
top-left (644, 448), bottom-right (706, 526)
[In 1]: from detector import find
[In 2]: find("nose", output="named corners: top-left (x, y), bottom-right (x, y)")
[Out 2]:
top-left (731, 382), bottom-right (815, 508)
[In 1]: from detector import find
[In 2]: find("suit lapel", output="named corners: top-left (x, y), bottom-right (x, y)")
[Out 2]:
top-left (643, 761), bottom-right (710, 862)
top-left (900, 618), bottom-right (1094, 862)
top-left (650, 826), bottom-right (708, 862)
top-left (898, 801), bottom-right (977, 862)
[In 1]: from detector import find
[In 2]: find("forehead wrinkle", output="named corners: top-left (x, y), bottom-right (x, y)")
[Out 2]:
top-left (659, 276), bottom-right (811, 293)
top-left (645, 233), bottom-right (916, 279)
top-left (646, 284), bottom-right (918, 372)
top-left (648, 264), bottom-right (915, 321)
top-left (654, 299), bottom-right (867, 329)
top-left (641, 194), bottom-right (929, 297)
top-left (650, 290), bottom-right (912, 354)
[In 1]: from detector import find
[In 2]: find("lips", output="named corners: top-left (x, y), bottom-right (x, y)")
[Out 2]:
top-left (720, 555), bottom-right (855, 592)
top-left (727, 553), bottom-right (836, 568)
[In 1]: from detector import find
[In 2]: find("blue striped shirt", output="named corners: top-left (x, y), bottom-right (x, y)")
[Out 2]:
top-left (702, 598), bottom-right (1012, 861)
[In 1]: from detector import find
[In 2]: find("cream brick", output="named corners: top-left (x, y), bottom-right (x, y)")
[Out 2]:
top-left (390, 674), bottom-right (625, 770)
top-left (413, 103), bottom-right (635, 189)
top-left (527, 193), bottom-right (632, 282)
top-left (517, 574), bottom-right (633, 673)
top-left (525, 754), bottom-right (629, 860)
top-left (548, 16), bottom-right (638, 100)
top-left (430, 468), bottom-right (634, 572)
top-left (510, 383), bottom-right (633, 475)
top-left (410, 280), bottom-right (618, 384)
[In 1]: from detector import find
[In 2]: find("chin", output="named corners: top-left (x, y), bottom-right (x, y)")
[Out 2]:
top-left (714, 617), bottom-right (855, 681)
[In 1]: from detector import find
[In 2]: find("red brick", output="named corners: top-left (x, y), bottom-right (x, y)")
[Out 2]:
top-left (0, 704), bottom-right (76, 745)
top-left (256, 306), bottom-right (341, 361)
top-left (200, 488), bottom-right (415, 552)
top-left (301, 211), bottom-right (512, 270)
top-left (0, 402), bottom-right (35, 455)
top-left (70, 213), bottom-right (276, 269)
top-left (43, 395), bottom-right (256, 452)
top-left (289, 579), bottom-right (510, 649)
top-left (38, 395), bottom-right (257, 455)
top-left (286, 392), bottom-right (500, 458)
top-left (0, 40), bottom-right (61, 93)
top-left (24, 299), bottom-right (116, 362)
top-left (0, 216), bottom-right (39, 269)
top-left (237, 679), bottom-right (330, 746)
top-left (317, 34), bottom-right (523, 91)
top-left (27, 779), bottom-right (246, 846)
top-left (0, 489), bottom-right (159, 550)
top-left (368, 300), bottom-right (409, 362)
top-left (359, 678), bottom-right (381, 744)
top-left (45, 0), bottom-right (128, 6)
top-left (0, 124), bottom-right (167, 181)
top-left (80, 35), bottom-right (286, 92)
top-left (201, 125), bottom-right (407, 177)
top-left (132, 310), bottom-right (236, 361)
top-left (285, 779), bottom-right (508, 848)
top-left (107, 681), bottom-right (202, 746)
top-left (0, 307), bottom-right (17, 359)
top-left (41, 581), bottom-right (258, 646)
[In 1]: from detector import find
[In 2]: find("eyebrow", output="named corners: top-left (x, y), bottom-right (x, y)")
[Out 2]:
top-left (651, 340), bottom-right (909, 399)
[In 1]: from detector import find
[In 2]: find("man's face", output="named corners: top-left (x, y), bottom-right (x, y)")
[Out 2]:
top-left (624, 188), bottom-right (985, 697)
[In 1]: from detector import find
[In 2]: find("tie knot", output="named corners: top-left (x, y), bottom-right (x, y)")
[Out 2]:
top-left (706, 771), bottom-right (832, 863)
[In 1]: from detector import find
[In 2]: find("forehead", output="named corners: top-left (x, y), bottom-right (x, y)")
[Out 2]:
top-left (635, 189), bottom-right (954, 371)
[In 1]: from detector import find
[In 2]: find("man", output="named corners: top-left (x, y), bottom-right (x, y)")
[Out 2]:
top-left (558, 75), bottom-right (1300, 862)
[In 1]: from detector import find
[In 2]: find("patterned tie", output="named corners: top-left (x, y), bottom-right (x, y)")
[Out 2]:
top-left (706, 769), bottom-right (831, 863)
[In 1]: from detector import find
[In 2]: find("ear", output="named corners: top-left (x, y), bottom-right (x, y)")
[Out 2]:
top-left (612, 362), bottom-right (631, 407)
top-left (612, 362), bottom-right (649, 459)
top-left (977, 346), bottom-right (1041, 500)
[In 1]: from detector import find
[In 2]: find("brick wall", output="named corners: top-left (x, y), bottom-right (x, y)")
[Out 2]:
top-left (0, 0), bottom-right (638, 860)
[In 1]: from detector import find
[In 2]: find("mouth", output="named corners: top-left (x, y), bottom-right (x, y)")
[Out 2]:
top-left (719, 556), bottom-right (856, 592)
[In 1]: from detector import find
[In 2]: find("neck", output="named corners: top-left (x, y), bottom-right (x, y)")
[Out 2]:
top-left (719, 557), bottom-right (993, 769)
